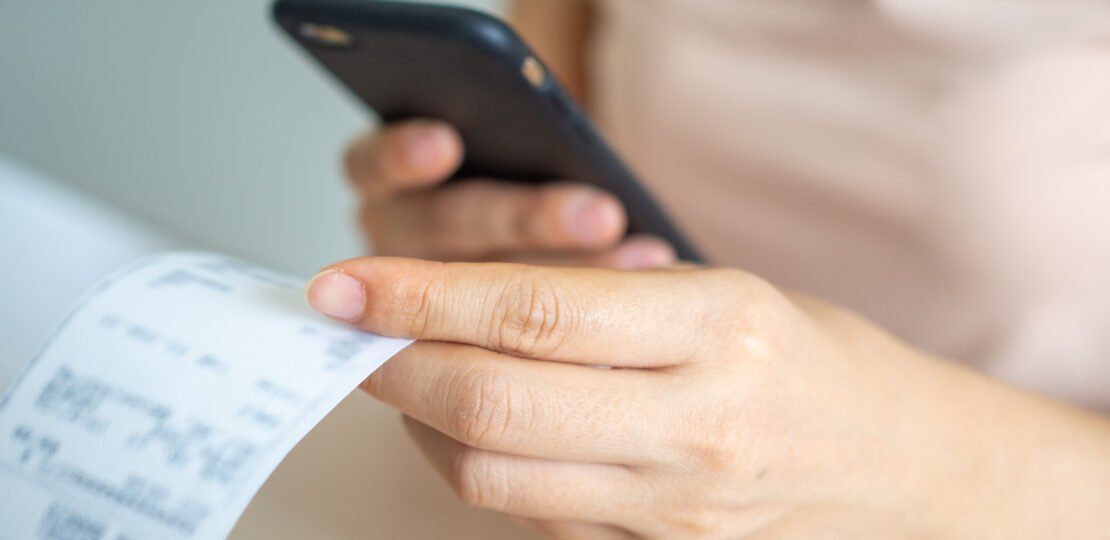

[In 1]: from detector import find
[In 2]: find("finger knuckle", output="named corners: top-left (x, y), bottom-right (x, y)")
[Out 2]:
top-left (695, 268), bottom-right (786, 359)
top-left (488, 273), bottom-right (572, 357)
top-left (452, 448), bottom-right (511, 510)
top-left (410, 277), bottom-right (439, 337)
top-left (700, 268), bottom-right (768, 309)
top-left (343, 137), bottom-right (370, 182)
top-left (363, 261), bottom-right (446, 336)
top-left (674, 408), bottom-right (749, 475)
top-left (667, 506), bottom-right (726, 537)
top-left (347, 131), bottom-right (395, 186)
top-left (449, 367), bottom-right (530, 450)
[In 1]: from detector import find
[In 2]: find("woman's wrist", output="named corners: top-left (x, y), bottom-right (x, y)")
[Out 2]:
top-left (915, 359), bottom-right (1110, 538)
top-left (818, 304), bottom-right (1110, 538)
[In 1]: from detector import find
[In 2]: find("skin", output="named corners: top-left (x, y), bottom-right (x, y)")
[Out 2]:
top-left (305, 259), bottom-right (1110, 538)
top-left (345, 119), bottom-right (674, 268)
top-left (331, 1), bottom-right (1110, 537)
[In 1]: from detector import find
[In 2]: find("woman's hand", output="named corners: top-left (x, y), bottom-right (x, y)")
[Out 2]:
top-left (306, 259), bottom-right (1110, 539)
top-left (344, 120), bottom-right (675, 268)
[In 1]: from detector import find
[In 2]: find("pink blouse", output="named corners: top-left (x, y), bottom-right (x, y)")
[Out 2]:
top-left (590, 0), bottom-right (1110, 410)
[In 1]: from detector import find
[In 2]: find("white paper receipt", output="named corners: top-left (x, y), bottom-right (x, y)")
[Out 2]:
top-left (0, 252), bottom-right (412, 540)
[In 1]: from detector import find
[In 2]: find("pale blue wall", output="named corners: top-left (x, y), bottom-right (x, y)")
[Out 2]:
top-left (0, 0), bottom-right (503, 276)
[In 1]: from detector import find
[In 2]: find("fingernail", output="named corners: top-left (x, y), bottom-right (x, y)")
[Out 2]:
top-left (405, 124), bottom-right (448, 168)
top-left (566, 193), bottom-right (618, 244)
top-left (306, 269), bottom-right (366, 321)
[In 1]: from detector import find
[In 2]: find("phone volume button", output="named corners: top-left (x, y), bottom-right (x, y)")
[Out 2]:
top-left (571, 119), bottom-right (593, 141)
top-left (550, 93), bottom-right (573, 116)
top-left (549, 94), bottom-right (590, 140)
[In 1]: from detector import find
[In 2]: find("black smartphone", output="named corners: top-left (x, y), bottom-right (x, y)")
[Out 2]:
top-left (272, 0), bottom-right (703, 262)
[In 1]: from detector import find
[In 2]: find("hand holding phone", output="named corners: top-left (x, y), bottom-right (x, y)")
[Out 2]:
top-left (344, 119), bottom-right (679, 268)
top-left (274, 0), bottom-right (701, 266)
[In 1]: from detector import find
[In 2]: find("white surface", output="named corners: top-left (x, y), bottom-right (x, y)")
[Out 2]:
top-left (0, 157), bottom-right (174, 388)
top-left (0, 252), bottom-right (411, 539)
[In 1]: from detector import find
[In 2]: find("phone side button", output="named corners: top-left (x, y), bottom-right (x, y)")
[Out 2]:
top-left (549, 94), bottom-right (591, 140)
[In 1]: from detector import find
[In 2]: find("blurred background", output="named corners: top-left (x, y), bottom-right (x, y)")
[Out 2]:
top-left (0, 0), bottom-right (500, 275)
top-left (0, 0), bottom-right (535, 538)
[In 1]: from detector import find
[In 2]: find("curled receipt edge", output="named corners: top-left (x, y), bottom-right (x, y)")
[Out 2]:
top-left (0, 252), bottom-right (413, 540)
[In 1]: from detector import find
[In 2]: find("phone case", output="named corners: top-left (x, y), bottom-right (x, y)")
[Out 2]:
top-left (273, 0), bottom-right (703, 262)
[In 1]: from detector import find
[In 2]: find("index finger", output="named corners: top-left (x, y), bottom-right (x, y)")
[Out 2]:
top-left (305, 257), bottom-right (741, 367)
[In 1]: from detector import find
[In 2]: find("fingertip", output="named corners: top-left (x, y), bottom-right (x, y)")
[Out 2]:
top-left (314, 257), bottom-right (453, 337)
top-left (612, 236), bottom-right (676, 270)
top-left (305, 268), bottom-right (367, 322)
top-left (563, 189), bottom-right (627, 248)
top-left (397, 120), bottom-right (463, 183)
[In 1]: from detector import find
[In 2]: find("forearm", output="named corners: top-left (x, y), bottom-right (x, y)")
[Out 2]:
top-left (808, 298), bottom-right (1110, 537)
top-left (921, 354), bottom-right (1110, 537)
